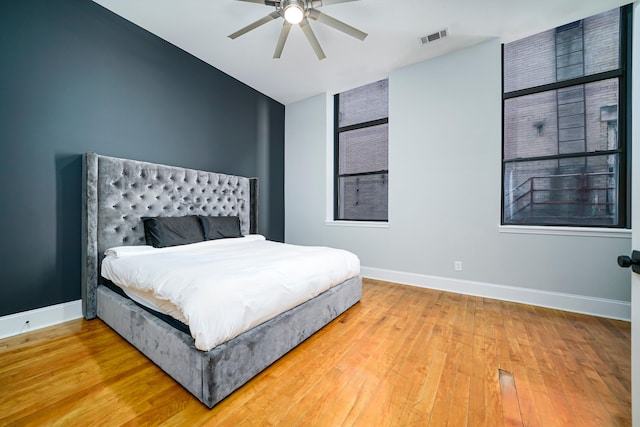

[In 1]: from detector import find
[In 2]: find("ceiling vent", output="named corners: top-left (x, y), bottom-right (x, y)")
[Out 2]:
top-left (420, 28), bottom-right (448, 45)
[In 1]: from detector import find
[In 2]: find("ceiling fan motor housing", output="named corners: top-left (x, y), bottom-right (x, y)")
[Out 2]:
top-left (282, 0), bottom-right (305, 24)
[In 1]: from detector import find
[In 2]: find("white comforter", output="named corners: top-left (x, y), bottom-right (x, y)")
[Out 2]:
top-left (101, 235), bottom-right (360, 351)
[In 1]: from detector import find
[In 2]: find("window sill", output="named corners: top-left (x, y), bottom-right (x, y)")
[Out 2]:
top-left (325, 220), bottom-right (389, 229)
top-left (498, 225), bottom-right (631, 239)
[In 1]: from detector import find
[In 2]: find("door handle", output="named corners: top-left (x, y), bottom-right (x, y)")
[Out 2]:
top-left (617, 250), bottom-right (640, 274)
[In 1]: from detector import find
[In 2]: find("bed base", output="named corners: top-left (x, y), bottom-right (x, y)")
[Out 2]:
top-left (97, 277), bottom-right (361, 408)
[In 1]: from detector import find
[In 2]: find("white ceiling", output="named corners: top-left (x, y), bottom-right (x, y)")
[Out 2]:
top-left (92, 0), bottom-right (631, 105)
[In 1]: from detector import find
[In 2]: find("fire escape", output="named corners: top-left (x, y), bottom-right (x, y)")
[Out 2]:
top-left (505, 21), bottom-right (617, 225)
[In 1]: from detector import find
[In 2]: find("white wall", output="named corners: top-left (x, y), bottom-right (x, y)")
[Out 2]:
top-left (285, 39), bottom-right (631, 318)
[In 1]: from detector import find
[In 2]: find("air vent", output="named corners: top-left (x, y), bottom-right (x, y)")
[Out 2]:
top-left (421, 28), bottom-right (448, 45)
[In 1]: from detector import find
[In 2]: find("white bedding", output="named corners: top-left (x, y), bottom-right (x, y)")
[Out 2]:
top-left (101, 235), bottom-right (360, 351)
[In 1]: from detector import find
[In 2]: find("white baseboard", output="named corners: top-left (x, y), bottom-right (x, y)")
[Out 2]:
top-left (0, 300), bottom-right (83, 340)
top-left (361, 267), bottom-right (631, 322)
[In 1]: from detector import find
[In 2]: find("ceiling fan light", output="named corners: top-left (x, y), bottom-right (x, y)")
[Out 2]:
top-left (283, 2), bottom-right (304, 24)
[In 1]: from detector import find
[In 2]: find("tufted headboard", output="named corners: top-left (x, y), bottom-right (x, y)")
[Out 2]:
top-left (81, 153), bottom-right (258, 319)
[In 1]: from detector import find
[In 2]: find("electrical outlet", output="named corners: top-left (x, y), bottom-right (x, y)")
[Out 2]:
top-left (454, 261), bottom-right (463, 271)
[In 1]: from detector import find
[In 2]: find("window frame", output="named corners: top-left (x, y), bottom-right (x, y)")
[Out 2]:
top-left (333, 82), bottom-right (389, 222)
top-left (500, 5), bottom-right (632, 229)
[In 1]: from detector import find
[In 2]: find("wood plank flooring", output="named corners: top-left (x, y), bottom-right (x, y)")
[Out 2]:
top-left (0, 279), bottom-right (631, 426)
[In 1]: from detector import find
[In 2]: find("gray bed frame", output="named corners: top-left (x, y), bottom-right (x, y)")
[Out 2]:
top-left (81, 153), bottom-right (362, 408)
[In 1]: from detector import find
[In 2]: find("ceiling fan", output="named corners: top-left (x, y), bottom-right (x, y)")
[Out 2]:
top-left (228, 0), bottom-right (367, 60)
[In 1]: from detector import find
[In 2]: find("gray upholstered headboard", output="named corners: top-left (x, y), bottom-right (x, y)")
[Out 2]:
top-left (81, 153), bottom-right (258, 319)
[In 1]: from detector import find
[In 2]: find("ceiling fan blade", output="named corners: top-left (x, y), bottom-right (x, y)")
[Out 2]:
top-left (273, 22), bottom-right (293, 58)
top-left (307, 9), bottom-right (367, 41)
top-left (299, 19), bottom-right (326, 60)
top-left (228, 11), bottom-right (281, 39)
top-left (235, 0), bottom-right (279, 5)
top-left (310, 0), bottom-right (360, 6)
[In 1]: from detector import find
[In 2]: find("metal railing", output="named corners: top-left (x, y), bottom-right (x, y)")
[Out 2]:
top-left (505, 171), bottom-right (615, 223)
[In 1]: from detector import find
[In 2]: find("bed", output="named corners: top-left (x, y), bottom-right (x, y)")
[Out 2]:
top-left (81, 152), bottom-right (362, 408)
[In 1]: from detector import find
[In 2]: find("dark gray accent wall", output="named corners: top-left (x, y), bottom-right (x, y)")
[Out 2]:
top-left (0, 0), bottom-right (285, 316)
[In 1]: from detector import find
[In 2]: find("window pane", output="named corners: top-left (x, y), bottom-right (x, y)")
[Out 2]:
top-left (335, 77), bottom-right (389, 222)
top-left (338, 79), bottom-right (388, 127)
top-left (504, 78), bottom-right (619, 160)
top-left (503, 9), bottom-right (620, 93)
top-left (339, 123), bottom-right (388, 175)
top-left (338, 173), bottom-right (388, 221)
top-left (503, 154), bottom-right (618, 225)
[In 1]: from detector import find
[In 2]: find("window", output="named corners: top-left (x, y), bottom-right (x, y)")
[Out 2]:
top-left (502, 6), bottom-right (630, 227)
top-left (334, 79), bottom-right (389, 221)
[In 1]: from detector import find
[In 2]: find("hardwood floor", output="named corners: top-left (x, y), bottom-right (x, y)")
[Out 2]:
top-left (0, 279), bottom-right (631, 426)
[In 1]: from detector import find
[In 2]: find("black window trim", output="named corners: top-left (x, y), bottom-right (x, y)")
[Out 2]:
top-left (500, 5), bottom-right (632, 229)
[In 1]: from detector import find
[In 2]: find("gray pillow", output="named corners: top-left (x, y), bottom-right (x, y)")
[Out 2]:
top-left (199, 216), bottom-right (242, 240)
top-left (142, 215), bottom-right (205, 248)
